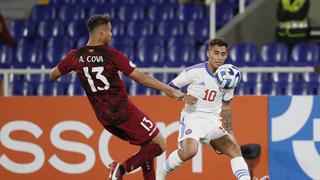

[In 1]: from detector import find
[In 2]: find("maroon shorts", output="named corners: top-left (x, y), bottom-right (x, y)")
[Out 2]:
top-left (104, 104), bottom-right (159, 146)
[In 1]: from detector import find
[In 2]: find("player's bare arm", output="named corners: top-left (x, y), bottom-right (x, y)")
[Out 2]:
top-left (221, 102), bottom-right (233, 135)
top-left (129, 68), bottom-right (197, 104)
top-left (50, 67), bottom-right (62, 80)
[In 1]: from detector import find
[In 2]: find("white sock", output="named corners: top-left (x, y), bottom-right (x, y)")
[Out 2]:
top-left (231, 156), bottom-right (251, 180)
top-left (163, 150), bottom-right (184, 172)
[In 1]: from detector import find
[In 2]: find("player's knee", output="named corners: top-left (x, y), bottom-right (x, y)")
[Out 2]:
top-left (228, 143), bottom-right (242, 157)
top-left (181, 145), bottom-right (198, 160)
top-left (158, 134), bottom-right (167, 152)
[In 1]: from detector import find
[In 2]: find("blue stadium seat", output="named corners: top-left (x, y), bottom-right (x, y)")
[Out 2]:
top-left (133, 0), bottom-right (165, 8)
top-left (56, 82), bottom-right (69, 95)
top-left (229, 43), bottom-right (258, 66)
top-left (121, 75), bottom-right (133, 93)
top-left (118, 5), bottom-right (144, 22)
top-left (137, 35), bottom-right (165, 48)
top-left (56, 73), bottom-right (78, 84)
top-left (224, 0), bottom-right (255, 11)
top-left (37, 82), bottom-right (54, 96)
top-left (291, 43), bottom-right (319, 66)
top-left (38, 20), bottom-right (64, 40)
top-left (260, 43), bottom-right (289, 66)
top-left (26, 74), bottom-right (43, 84)
top-left (272, 73), bottom-right (290, 95)
top-left (15, 45), bottom-right (43, 68)
top-left (288, 81), bottom-right (305, 95)
top-left (76, 36), bottom-right (88, 47)
top-left (260, 73), bottom-right (273, 94)
top-left (49, 0), bottom-right (76, 6)
top-left (110, 36), bottom-right (135, 48)
top-left (67, 20), bottom-right (88, 41)
top-left (12, 81), bottom-right (29, 96)
top-left (303, 73), bottom-right (320, 95)
top-left (10, 74), bottom-right (25, 83)
top-left (111, 44), bottom-right (135, 60)
top-left (275, 82), bottom-right (289, 95)
top-left (72, 0), bottom-right (92, 6)
top-left (45, 46), bottom-right (70, 68)
top-left (109, 0), bottom-right (135, 8)
top-left (127, 20), bottom-right (154, 40)
top-left (148, 5), bottom-right (175, 21)
top-left (177, 4), bottom-right (205, 21)
top-left (10, 20), bottom-right (36, 41)
top-left (157, 20), bottom-right (184, 41)
top-left (187, 19), bottom-right (209, 42)
top-left (58, 6), bottom-right (86, 24)
top-left (47, 36), bottom-right (74, 49)
top-left (272, 73), bottom-right (290, 84)
top-left (166, 0), bottom-right (180, 6)
top-left (134, 85), bottom-right (149, 95)
top-left (136, 45), bottom-right (165, 67)
top-left (17, 38), bottom-right (44, 49)
top-left (0, 45), bottom-right (14, 68)
top-left (216, 3), bottom-right (234, 29)
top-left (31, 5), bottom-right (56, 24)
top-left (241, 73), bottom-right (258, 94)
top-left (198, 43), bottom-right (208, 62)
top-left (111, 20), bottom-right (126, 37)
top-left (167, 35), bottom-right (195, 48)
top-left (88, 6), bottom-right (115, 18)
top-left (167, 45), bottom-right (195, 67)
top-left (67, 82), bottom-right (85, 96)
top-left (303, 73), bottom-right (320, 84)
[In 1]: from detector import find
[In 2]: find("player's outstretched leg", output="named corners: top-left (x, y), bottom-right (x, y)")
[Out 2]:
top-left (210, 134), bottom-right (251, 180)
top-left (156, 138), bottom-right (198, 180)
top-left (142, 159), bottom-right (155, 180)
top-left (109, 133), bottom-right (166, 180)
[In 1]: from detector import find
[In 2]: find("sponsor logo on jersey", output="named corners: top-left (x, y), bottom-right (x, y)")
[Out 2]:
top-left (198, 81), bottom-right (205, 86)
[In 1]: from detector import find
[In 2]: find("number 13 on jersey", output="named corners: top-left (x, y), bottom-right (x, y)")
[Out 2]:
top-left (83, 66), bottom-right (110, 92)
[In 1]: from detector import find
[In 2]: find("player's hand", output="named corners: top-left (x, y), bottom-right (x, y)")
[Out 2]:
top-left (182, 94), bottom-right (197, 105)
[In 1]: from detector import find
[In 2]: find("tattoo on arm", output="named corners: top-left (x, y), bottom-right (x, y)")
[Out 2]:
top-left (221, 105), bottom-right (232, 134)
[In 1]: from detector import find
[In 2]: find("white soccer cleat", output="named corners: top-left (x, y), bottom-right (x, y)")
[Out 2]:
top-left (156, 165), bottom-right (168, 180)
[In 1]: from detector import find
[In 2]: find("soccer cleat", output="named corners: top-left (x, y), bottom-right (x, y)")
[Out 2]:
top-left (156, 165), bottom-right (168, 180)
top-left (108, 162), bottom-right (123, 180)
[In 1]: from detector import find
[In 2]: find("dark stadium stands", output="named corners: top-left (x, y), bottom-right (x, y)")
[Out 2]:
top-left (0, 0), bottom-right (319, 96)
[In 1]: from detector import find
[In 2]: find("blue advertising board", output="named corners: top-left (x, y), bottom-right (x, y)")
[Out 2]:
top-left (269, 96), bottom-right (320, 180)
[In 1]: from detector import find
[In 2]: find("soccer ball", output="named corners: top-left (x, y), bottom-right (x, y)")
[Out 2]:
top-left (215, 64), bottom-right (241, 89)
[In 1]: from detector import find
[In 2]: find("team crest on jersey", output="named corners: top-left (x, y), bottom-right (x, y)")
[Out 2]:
top-left (185, 129), bottom-right (192, 135)
top-left (129, 61), bottom-right (136, 68)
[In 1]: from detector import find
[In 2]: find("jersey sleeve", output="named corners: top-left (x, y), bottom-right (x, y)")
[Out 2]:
top-left (170, 70), bottom-right (193, 88)
top-left (113, 51), bottom-right (135, 76)
top-left (223, 89), bottom-right (234, 103)
top-left (57, 49), bottom-right (76, 74)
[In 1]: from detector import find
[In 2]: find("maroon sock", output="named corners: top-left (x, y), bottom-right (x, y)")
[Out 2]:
top-left (142, 159), bottom-right (155, 180)
top-left (122, 143), bottom-right (163, 173)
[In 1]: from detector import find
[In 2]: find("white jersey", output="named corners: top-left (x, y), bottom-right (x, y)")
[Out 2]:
top-left (171, 62), bottom-right (234, 117)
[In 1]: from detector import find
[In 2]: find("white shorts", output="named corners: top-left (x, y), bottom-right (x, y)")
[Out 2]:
top-left (178, 111), bottom-right (228, 145)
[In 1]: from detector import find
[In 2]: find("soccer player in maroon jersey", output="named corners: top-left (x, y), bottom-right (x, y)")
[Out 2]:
top-left (49, 14), bottom-right (197, 180)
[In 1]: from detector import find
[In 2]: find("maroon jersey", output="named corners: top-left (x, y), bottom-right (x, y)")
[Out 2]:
top-left (57, 45), bottom-right (136, 126)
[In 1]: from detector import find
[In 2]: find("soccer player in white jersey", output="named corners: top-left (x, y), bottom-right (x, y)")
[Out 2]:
top-left (156, 39), bottom-right (251, 180)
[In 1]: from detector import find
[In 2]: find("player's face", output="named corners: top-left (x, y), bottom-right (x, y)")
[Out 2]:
top-left (207, 45), bottom-right (228, 69)
top-left (102, 23), bottom-right (112, 45)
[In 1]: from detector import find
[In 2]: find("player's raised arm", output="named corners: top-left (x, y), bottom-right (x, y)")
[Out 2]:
top-left (129, 68), bottom-right (197, 104)
top-left (50, 66), bottom-right (62, 80)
